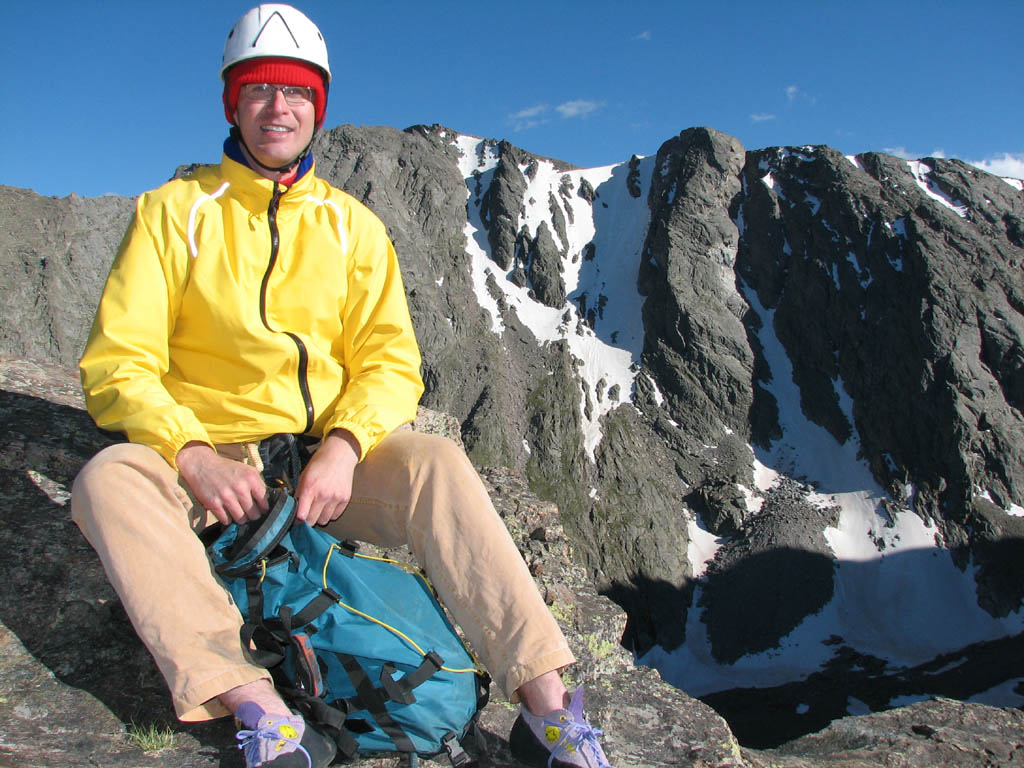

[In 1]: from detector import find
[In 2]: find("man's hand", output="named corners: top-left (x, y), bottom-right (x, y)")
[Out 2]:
top-left (177, 442), bottom-right (269, 526)
top-left (294, 429), bottom-right (361, 526)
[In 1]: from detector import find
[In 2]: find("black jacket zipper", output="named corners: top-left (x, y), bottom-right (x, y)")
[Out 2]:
top-left (260, 182), bottom-right (315, 434)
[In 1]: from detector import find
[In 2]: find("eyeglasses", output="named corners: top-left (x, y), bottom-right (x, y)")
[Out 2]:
top-left (241, 83), bottom-right (314, 106)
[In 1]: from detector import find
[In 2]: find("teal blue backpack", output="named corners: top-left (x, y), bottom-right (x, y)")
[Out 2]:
top-left (207, 489), bottom-right (489, 765)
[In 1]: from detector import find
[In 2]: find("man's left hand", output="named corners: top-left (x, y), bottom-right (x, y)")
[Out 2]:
top-left (294, 429), bottom-right (361, 526)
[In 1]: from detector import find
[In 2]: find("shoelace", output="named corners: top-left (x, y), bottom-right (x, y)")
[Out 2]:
top-left (236, 725), bottom-right (312, 768)
top-left (542, 714), bottom-right (612, 768)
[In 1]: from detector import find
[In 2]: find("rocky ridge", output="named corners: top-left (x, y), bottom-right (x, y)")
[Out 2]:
top-left (1, 356), bottom-right (1022, 767)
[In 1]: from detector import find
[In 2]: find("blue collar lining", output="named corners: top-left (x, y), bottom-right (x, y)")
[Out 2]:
top-left (223, 137), bottom-right (314, 182)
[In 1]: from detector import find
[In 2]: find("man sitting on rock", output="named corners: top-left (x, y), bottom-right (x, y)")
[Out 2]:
top-left (71, 4), bottom-right (612, 768)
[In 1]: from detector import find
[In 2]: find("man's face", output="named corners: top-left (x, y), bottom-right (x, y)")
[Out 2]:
top-left (234, 84), bottom-right (316, 171)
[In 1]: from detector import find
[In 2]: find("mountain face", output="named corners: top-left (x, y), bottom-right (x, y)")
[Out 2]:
top-left (2, 123), bottom-right (1023, 747)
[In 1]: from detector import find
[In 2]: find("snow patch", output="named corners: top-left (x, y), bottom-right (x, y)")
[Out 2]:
top-left (753, 457), bottom-right (779, 494)
top-left (456, 135), bottom-right (504, 334)
top-left (980, 489), bottom-right (1024, 517)
top-left (968, 678), bottom-right (1024, 708)
top-left (738, 483), bottom-right (764, 514)
top-left (846, 697), bottom-right (871, 716)
top-left (644, 373), bottom-right (665, 406)
top-left (453, 134), bottom-right (653, 460)
top-left (761, 171), bottom-right (787, 199)
top-left (687, 515), bottom-right (724, 579)
top-left (907, 160), bottom-right (969, 218)
top-left (733, 201), bottom-right (746, 239)
top-left (846, 251), bottom-right (872, 289)
top-left (804, 192), bottom-right (822, 215)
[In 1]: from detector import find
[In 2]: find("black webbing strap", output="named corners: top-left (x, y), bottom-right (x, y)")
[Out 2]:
top-left (377, 651), bottom-right (444, 705)
top-left (245, 573), bottom-right (266, 627)
top-left (258, 433), bottom-right (316, 492)
top-left (326, 716), bottom-right (361, 762)
top-left (339, 653), bottom-right (416, 753)
top-left (475, 671), bottom-right (492, 713)
top-left (378, 664), bottom-right (415, 705)
top-left (289, 588), bottom-right (340, 629)
top-left (308, 697), bottom-right (360, 760)
top-left (234, 571), bottom-right (283, 668)
top-left (302, 696), bottom-right (349, 732)
top-left (239, 622), bottom-right (286, 669)
top-left (277, 684), bottom-right (361, 760)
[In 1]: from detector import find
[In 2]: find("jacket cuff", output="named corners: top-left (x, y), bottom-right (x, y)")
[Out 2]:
top-left (323, 420), bottom-right (375, 462)
top-left (157, 430), bottom-right (215, 472)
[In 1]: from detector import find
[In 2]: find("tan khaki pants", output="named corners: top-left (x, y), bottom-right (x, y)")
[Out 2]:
top-left (71, 431), bottom-right (574, 721)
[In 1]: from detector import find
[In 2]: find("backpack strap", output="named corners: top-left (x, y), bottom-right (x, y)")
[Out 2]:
top-left (214, 489), bottom-right (295, 578)
top-left (312, 705), bottom-right (361, 760)
top-left (259, 433), bottom-right (317, 491)
top-left (377, 651), bottom-right (444, 705)
top-left (338, 653), bottom-right (417, 754)
top-left (276, 682), bottom-right (363, 761)
top-left (288, 587), bottom-right (341, 628)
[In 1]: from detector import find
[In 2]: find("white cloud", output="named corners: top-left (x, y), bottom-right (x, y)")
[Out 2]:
top-left (510, 104), bottom-right (548, 121)
top-left (513, 120), bottom-right (544, 132)
top-left (883, 146), bottom-right (947, 161)
top-left (881, 147), bottom-right (1023, 181)
top-left (508, 104), bottom-right (551, 132)
top-left (633, 30), bottom-right (652, 41)
top-left (784, 84), bottom-right (817, 106)
top-left (556, 99), bottom-right (604, 119)
top-left (750, 113), bottom-right (776, 123)
top-left (968, 152), bottom-right (1024, 180)
top-left (508, 99), bottom-right (606, 129)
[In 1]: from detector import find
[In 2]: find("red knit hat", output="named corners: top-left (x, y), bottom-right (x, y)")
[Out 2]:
top-left (223, 57), bottom-right (328, 129)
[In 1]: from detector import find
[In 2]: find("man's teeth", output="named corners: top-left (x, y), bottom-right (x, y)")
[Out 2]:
top-left (262, 126), bottom-right (291, 133)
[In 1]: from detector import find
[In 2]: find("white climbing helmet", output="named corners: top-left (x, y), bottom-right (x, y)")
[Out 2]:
top-left (220, 4), bottom-right (331, 82)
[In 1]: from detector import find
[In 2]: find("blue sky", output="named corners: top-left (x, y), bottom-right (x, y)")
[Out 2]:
top-left (4, 1), bottom-right (1022, 198)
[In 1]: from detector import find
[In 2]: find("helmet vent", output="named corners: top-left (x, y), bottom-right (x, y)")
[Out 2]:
top-left (252, 10), bottom-right (300, 50)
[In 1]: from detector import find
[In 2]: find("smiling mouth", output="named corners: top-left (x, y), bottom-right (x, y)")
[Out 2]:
top-left (261, 125), bottom-right (293, 133)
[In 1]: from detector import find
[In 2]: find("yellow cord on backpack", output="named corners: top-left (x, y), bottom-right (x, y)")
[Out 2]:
top-left (322, 544), bottom-right (479, 675)
top-left (356, 550), bottom-right (487, 674)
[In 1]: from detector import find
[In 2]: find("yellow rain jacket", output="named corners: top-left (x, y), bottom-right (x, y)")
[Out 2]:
top-left (80, 152), bottom-right (424, 469)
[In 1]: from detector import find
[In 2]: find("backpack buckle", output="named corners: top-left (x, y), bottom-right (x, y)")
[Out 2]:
top-left (441, 732), bottom-right (471, 768)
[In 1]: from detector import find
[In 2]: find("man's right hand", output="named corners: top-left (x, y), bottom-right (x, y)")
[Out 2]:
top-left (176, 442), bottom-right (269, 526)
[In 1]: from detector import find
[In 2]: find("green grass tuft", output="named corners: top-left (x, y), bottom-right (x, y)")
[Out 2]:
top-left (127, 721), bottom-right (176, 753)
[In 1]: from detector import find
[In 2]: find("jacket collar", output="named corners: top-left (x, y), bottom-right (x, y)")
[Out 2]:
top-left (220, 137), bottom-right (317, 210)
top-left (222, 136), bottom-right (315, 185)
